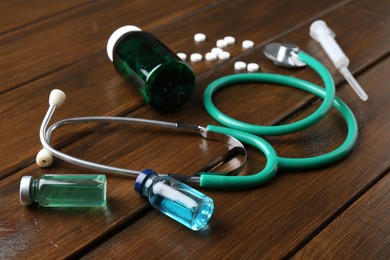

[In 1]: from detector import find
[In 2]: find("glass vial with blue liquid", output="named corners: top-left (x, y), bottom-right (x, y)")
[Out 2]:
top-left (107, 25), bottom-right (195, 112)
top-left (20, 174), bottom-right (107, 207)
top-left (135, 169), bottom-right (214, 231)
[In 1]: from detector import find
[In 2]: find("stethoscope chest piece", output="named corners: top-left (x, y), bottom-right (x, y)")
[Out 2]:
top-left (263, 43), bottom-right (306, 68)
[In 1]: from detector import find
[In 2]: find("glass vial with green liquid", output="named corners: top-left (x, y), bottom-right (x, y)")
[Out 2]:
top-left (19, 174), bottom-right (107, 207)
top-left (135, 169), bottom-right (214, 231)
top-left (107, 25), bottom-right (195, 112)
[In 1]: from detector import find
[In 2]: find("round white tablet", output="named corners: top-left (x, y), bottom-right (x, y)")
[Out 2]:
top-left (216, 39), bottom-right (228, 48)
top-left (211, 47), bottom-right (223, 55)
top-left (205, 52), bottom-right (217, 61)
top-left (190, 53), bottom-right (203, 62)
top-left (242, 40), bottom-right (255, 50)
top-left (247, 63), bottom-right (259, 72)
top-left (218, 51), bottom-right (230, 60)
top-left (234, 61), bottom-right (247, 71)
top-left (177, 52), bottom-right (187, 61)
top-left (224, 36), bottom-right (236, 45)
top-left (194, 33), bottom-right (206, 42)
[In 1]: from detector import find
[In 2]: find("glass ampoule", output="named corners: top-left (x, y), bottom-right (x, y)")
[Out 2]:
top-left (20, 174), bottom-right (107, 207)
top-left (135, 169), bottom-right (214, 231)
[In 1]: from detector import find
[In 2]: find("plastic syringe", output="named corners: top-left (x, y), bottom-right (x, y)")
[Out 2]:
top-left (310, 20), bottom-right (368, 101)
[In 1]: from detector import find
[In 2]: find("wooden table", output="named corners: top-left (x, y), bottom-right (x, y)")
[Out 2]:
top-left (1, 0), bottom-right (389, 259)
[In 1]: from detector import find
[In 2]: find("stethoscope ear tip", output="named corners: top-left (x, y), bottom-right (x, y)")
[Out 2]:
top-left (36, 149), bottom-right (53, 167)
top-left (49, 89), bottom-right (66, 107)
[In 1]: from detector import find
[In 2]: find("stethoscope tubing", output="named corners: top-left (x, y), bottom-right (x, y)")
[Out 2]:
top-left (200, 87), bottom-right (358, 188)
top-left (204, 52), bottom-right (335, 136)
top-left (199, 51), bottom-right (358, 188)
top-left (37, 51), bottom-right (358, 190)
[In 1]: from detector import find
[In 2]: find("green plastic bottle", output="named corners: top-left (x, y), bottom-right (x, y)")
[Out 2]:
top-left (107, 25), bottom-right (195, 112)
top-left (19, 174), bottom-right (107, 207)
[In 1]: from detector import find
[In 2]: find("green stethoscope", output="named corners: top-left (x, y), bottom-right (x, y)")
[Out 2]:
top-left (37, 43), bottom-right (358, 189)
top-left (199, 43), bottom-right (358, 188)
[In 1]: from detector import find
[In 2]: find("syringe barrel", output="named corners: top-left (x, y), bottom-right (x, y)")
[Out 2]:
top-left (310, 20), bottom-right (349, 69)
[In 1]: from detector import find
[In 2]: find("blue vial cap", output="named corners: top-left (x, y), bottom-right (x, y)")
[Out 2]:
top-left (134, 169), bottom-right (156, 194)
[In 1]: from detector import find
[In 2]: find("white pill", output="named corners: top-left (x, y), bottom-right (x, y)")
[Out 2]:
top-left (234, 61), bottom-right (247, 71)
top-left (218, 51), bottom-right (230, 60)
top-left (205, 52), bottom-right (217, 61)
top-left (194, 33), bottom-right (206, 42)
top-left (247, 63), bottom-right (259, 72)
top-left (224, 36), bottom-right (236, 45)
top-left (216, 39), bottom-right (228, 48)
top-left (177, 52), bottom-right (187, 61)
top-left (211, 47), bottom-right (223, 55)
top-left (242, 40), bottom-right (254, 49)
top-left (190, 53), bottom-right (203, 62)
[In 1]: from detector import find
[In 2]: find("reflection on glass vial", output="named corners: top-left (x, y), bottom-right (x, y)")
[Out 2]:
top-left (20, 174), bottom-right (107, 207)
top-left (107, 25), bottom-right (195, 112)
top-left (135, 169), bottom-right (214, 231)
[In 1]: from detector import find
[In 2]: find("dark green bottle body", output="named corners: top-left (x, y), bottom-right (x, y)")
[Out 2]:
top-left (112, 31), bottom-right (195, 112)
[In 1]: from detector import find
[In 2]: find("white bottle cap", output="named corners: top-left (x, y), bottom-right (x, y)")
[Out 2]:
top-left (106, 25), bottom-right (142, 62)
top-left (20, 176), bottom-right (33, 205)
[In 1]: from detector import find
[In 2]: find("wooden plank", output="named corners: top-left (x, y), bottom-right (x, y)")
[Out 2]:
top-left (0, 0), bottom-right (217, 93)
top-left (153, 0), bottom-right (352, 76)
top-left (0, 50), bottom-right (145, 178)
top-left (0, 102), bottom-right (240, 259)
top-left (80, 50), bottom-right (390, 259)
top-left (354, 0), bottom-right (390, 17)
top-left (0, 166), bottom-right (148, 259)
top-left (0, 0), bottom-right (389, 258)
top-left (294, 173), bottom-right (390, 259)
top-left (0, 0), bottom-right (93, 34)
top-left (0, 0), bottom-right (224, 178)
top-left (0, 0), bottom-right (368, 179)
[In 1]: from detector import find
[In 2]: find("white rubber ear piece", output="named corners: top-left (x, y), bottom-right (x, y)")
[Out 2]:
top-left (49, 89), bottom-right (66, 107)
top-left (36, 149), bottom-right (53, 167)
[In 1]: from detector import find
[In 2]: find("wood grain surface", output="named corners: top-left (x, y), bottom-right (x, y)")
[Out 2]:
top-left (294, 173), bottom-right (390, 259)
top-left (0, 0), bottom-right (389, 259)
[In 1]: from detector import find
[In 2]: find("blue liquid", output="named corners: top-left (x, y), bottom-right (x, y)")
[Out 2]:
top-left (151, 192), bottom-right (214, 230)
top-left (142, 175), bottom-right (214, 230)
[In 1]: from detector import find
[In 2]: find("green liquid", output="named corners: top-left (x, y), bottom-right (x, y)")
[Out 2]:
top-left (33, 175), bottom-right (106, 207)
top-left (113, 31), bottom-right (195, 112)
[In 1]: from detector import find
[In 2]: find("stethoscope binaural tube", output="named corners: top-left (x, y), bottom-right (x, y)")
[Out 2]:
top-left (36, 50), bottom-right (358, 190)
top-left (199, 51), bottom-right (358, 189)
top-left (37, 89), bottom-right (247, 180)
